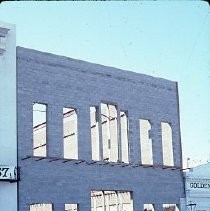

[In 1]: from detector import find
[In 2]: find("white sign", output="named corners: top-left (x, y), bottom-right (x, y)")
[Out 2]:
top-left (190, 182), bottom-right (210, 189)
top-left (186, 177), bottom-right (210, 192)
top-left (0, 165), bottom-right (17, 181)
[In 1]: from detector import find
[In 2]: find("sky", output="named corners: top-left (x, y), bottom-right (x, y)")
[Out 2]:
top-left (0, 1), bottom-right (209, 167)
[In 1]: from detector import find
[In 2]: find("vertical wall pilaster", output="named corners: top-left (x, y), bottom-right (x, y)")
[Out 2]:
top-left (172, 121), bottom-right (182, 167)
top-left (133, 192), bottom-right (142, 211)
top-left (152, 121), bottom-right (163, 166)
top-left (78, 195), bottom-right (91, 211)
top-left (77, 105), bottom-right (91, 161)
top-left (129, 115), bottom-right (140, 164)
top-left (154, 203), bottom-right (163, 211)
top-left (19, 100), bottom-right (33, 158)
top-left (47, 104), bottom-right (63, 158)
top-left (53, 203), bottom-right (64, 211)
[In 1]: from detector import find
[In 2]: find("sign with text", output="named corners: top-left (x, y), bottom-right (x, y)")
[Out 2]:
top-left (186, 177), bottom-right (210, 192)
top-left (0, 165), bottom-right (17, 181)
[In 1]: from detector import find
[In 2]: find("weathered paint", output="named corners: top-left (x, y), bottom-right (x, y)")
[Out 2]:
top-left (17, 47), bottom-right (184, 211)
top-left (0, 21), bottom-right (17, 211)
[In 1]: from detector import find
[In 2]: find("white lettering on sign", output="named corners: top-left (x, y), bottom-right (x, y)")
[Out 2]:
top-left (0, 166), bottom-right (17, 181)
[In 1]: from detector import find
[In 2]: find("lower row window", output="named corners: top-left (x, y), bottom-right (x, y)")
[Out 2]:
top-left (30, 204), bottom-right (52, 211)
top-left (91, 190), bottom-right (133, 211)
top-left (29, 202), bottom-right (179, 211)
top-left (144, 204), bottom-right (179, 211)
top-left (29, 203), bottom-right (78, 211)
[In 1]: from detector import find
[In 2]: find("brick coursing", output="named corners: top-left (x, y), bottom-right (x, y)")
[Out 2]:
top-left (17, 47), bottom-right (184, 211)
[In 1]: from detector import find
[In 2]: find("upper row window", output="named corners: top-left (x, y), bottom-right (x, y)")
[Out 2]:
top-left (33, 103), bottom-right (174, 166)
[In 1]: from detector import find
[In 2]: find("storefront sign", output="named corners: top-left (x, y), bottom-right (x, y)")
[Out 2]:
top-left (0, 165), bottom-right (17, 181)
top-left (190, 182), bottom-right (210, 189)
top-left (186, 177), bottom-right (210, 191)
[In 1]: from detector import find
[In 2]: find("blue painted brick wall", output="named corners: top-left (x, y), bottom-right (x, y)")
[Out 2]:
top-left (17, 47), bottom-right (184, 211)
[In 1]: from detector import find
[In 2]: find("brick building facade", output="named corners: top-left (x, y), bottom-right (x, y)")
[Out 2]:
top-left (16, 46), bottom-right (185, 211)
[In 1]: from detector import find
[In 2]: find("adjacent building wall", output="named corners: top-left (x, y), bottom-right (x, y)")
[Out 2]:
top-left (17, 47), bottom-right (184, 211)
top-left (0, 21), bottom-right (17, 211)
top-left (184, 163), bottom-right (210, 211)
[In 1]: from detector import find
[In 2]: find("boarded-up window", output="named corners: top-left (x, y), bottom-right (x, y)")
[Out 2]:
top-left (63, 107), bottom-right (78, 159)
top-left (139, 119), bottom-right (153, 165)
top-left (33, 103), bottom-right (47, 157)
top-left (161, 122), bottom-right (174, 166)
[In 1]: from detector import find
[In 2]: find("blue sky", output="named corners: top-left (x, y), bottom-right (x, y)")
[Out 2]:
top-left (0, 1), bottom-right (209, 167)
